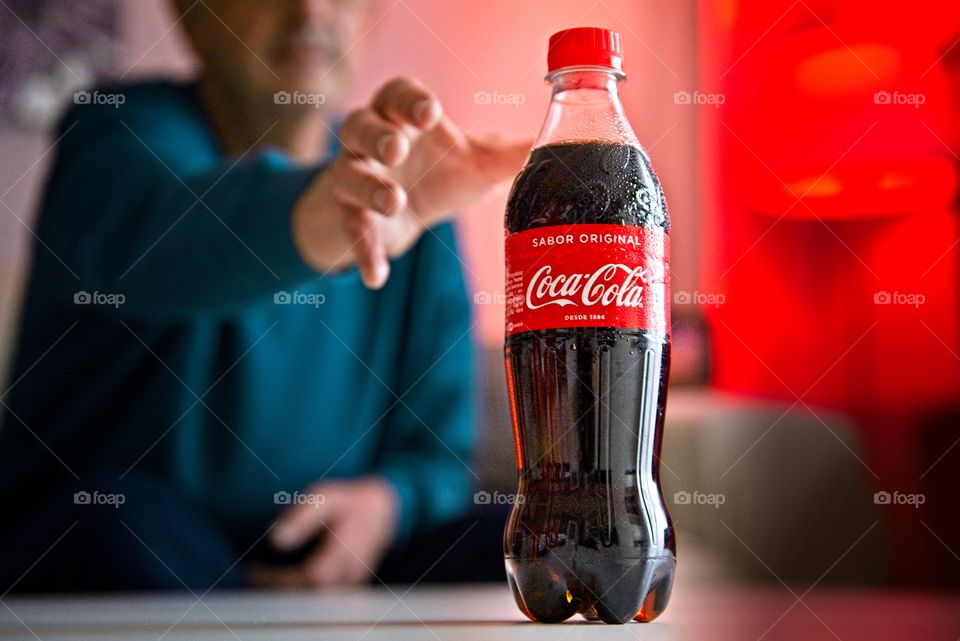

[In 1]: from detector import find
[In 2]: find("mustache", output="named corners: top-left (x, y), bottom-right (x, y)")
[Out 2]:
top-left (287, 25), bottom-right (341, 57)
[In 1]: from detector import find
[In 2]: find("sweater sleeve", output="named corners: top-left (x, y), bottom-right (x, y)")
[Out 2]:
top-left (38, 88), bottom-right (326, 317)
top-left (373, 222), bottom-right (477, 544)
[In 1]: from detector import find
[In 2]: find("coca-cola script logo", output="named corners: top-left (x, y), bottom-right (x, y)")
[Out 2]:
top-left (526, 263), bottom-right (648, 310)
top-left (505, 223), bottom-right (668, 335)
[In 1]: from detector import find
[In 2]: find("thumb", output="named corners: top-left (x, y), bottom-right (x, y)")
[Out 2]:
top-left (271, 487), bottom-right (335, 551)
top-left (471, 136), bottom-right (533, 182)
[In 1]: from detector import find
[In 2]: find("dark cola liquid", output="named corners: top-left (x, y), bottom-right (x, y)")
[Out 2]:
top-left (504, 142), bottom-right (675, 624)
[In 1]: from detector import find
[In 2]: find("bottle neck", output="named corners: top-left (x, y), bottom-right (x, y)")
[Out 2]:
top-left (534, 67), bottom-right (638, 149)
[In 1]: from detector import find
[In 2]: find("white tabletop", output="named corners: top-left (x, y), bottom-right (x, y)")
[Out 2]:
top-left (2, 580), bottom-right (959, 641)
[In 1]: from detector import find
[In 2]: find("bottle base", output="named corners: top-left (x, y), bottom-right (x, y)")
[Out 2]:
top-left (505, 553), bottom-right (676, 624)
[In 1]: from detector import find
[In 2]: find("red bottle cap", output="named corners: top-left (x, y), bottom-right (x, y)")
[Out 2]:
top-left (547, 27), bottom-right (623, 73)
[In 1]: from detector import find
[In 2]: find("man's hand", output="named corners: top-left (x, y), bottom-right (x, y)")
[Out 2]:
top-left (247, 476), bottom-right (399, 588)
top-left (292, 76), bottom-right (531, 289)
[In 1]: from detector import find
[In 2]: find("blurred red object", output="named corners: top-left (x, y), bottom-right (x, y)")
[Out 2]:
top-left (700, 0), bottom-right (960, 584)
top-left (735, 22), bottom-right (958, 218)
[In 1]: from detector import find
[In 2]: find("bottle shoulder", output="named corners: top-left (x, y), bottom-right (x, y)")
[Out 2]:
top-left (505, 142), bottom-right (670, 233)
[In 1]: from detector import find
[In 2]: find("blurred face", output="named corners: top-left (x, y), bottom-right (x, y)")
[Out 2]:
top-left (175, 0), bottom-right (377, 106)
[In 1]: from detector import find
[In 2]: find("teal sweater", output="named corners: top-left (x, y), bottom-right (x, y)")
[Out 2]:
top-left (0, 81), bottom-right (475, 544)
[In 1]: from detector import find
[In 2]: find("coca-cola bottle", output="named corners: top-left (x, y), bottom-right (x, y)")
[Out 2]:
top-left (503, 27), bottom-right (674, 624)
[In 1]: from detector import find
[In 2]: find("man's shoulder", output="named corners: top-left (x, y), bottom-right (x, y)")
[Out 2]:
top-left (58, 79), bottom-right (204, 139)
top-left (55, 78), bottom-right (217, 169)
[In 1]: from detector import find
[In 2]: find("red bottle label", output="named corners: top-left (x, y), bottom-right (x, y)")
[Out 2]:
top-left (505, 224), bottom-right (669, 335)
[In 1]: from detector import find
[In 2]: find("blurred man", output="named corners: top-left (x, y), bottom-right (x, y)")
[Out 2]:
top-left (0, 0), bottom-right (527, 591)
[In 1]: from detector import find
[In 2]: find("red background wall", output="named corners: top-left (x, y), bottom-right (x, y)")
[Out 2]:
top-left (699, 0), bottom-right (960, 584)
